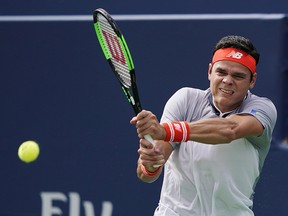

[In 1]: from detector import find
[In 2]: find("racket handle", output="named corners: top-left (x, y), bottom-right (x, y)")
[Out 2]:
top-left (144, 134), bottom-right (156, 146)
top-left (144, 134), bottom-right (162, 168)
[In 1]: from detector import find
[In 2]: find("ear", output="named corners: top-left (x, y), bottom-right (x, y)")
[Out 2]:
top-left (249, 72), bottom-right (257, 89)
top-left (208, 63), bottom-right (212, 81)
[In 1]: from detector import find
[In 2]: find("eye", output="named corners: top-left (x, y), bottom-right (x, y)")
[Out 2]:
top-left (216, 69), bottom-right (226, 76)
top-left (233, 73), bottom-right (246, 80)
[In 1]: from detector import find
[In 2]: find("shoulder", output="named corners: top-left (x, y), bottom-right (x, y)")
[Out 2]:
top-left (161, 87), bottom-right (210, 122)
top-left (165, 87), bottom-right (209, 111)
top-left (175, 87), bottom-right (207, 94)
top-left (242, 92), bottom-right (277, 117)
top-left (172, 87), bottom-right (209, 101)
top-left (247, 92), bottom-right (275, 105)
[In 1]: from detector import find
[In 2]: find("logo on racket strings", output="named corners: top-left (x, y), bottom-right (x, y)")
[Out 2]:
top-left (102, 31), bottom-right (126, 65)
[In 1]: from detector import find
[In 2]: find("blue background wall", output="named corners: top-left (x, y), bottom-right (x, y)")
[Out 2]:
top-left (1, 0), bottom-right (288, 15)
top-left (1, 1), bottom-right (288, 215)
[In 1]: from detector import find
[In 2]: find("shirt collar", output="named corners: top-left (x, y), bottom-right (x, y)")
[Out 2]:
top-left (207, 90), bottom-right (248, 118)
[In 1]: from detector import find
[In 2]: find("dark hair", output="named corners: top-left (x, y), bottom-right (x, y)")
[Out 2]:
top-left (213, 35), bottom-right (260, 65)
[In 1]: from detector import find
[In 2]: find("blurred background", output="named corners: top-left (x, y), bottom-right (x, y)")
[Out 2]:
top-left (0, 0), bottom-right (288, 215)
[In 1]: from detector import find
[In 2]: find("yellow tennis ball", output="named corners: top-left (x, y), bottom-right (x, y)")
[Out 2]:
top-left (18, 140), bottom-right (40, 163)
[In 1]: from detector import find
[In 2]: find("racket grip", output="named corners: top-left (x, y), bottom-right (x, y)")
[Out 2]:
top-left (144, 134), bottom-right (161, 168)
top-left (144, 134), bottom-right (156, 146)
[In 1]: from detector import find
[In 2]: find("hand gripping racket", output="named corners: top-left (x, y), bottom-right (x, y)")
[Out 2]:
top-left (93, 8), bottom-right (156, 147)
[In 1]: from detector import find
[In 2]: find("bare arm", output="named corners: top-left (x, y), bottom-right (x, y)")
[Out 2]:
top-left (188, 114), bottom-right (264, 144)
top-left (135, 110), bottom-right (264, 145)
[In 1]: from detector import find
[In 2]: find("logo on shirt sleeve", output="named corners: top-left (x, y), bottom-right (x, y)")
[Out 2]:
top-left (250, 109), bottom-right (260, 115)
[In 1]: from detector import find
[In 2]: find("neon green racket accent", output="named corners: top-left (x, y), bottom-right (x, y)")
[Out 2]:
top-left (94, 22), bottom-right (111, 60)
top-left (121, 86), bottom-right (131, 103)
top-left (121, 36), bottom-right (135, 70)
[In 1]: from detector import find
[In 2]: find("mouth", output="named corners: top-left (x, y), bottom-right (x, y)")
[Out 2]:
top-left (220, 88), bottom-right (234, 95)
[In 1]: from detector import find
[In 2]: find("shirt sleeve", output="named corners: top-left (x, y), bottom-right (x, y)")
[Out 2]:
top-left (238, 95), bottom-right (277, 149)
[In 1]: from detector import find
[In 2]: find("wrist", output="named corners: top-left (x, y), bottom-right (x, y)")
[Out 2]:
top-left (162, 121), bottom-right (190, 142)
top-left (141, 164), bottom-right (162, 177)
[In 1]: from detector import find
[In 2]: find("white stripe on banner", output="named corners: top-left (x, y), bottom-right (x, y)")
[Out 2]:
top-left (0, 13), bottom-right (285, 22)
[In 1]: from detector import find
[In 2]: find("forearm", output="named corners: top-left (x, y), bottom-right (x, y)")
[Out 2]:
top-left (188, 118), bottom-right (238, 144)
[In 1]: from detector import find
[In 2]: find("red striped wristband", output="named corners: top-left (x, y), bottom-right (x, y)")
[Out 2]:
top-left (163, 121), bottom-right (190, 142)
top-left (141, 164), bottom-right (162, 177)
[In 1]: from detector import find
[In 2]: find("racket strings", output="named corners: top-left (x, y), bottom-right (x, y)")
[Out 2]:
top-left (98, 15), bottom-right (132, 88)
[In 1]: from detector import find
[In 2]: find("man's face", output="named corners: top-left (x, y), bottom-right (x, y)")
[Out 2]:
top-left (208, 60), bottom-right (257, 113)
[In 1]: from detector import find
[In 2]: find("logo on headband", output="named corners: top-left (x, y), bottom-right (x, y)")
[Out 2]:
top-left (226, 50), bottom-right (243, 59)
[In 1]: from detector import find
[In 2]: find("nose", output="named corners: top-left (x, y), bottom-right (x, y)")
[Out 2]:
top-left (222, 75), bottom-right (233, 85)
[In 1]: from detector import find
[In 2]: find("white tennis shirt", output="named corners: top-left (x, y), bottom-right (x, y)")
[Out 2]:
top-left (155, 88), bottom-right (277, 216)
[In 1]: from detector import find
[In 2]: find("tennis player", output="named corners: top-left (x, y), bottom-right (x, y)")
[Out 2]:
top-left (131, 35), bottom-right (277, 216)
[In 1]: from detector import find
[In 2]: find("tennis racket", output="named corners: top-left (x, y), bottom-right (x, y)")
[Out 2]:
top-left (93, 8), bottom-right (156, 146)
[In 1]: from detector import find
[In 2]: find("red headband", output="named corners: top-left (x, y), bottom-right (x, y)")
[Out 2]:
top-left (212, 48), bottom-right (256, 74)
